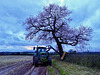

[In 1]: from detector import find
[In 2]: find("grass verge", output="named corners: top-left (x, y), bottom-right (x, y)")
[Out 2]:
top-left (47, 66), bottom-right (56, 75)
top-left (52, 59), bottom-right (100, 75)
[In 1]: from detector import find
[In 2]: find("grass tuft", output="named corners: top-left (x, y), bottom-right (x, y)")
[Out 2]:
top-left (47, 66), bottom-right (56, 75)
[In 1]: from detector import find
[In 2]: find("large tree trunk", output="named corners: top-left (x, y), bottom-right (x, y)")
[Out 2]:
top-left (52, 32), bottom-right (64, 57)
top-left (56, 39), bottom-right (64, 57)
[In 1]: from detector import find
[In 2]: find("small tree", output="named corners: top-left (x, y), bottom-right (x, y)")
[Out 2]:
top-left (68, 49), bottom-right (76, 54)
top-left (24, 4), bottom-right (92, 57)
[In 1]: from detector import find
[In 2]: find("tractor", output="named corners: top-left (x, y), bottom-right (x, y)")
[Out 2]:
top-left (33, 46), bottom-right (52, 67)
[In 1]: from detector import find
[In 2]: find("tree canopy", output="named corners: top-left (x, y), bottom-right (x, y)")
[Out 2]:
top-left (24, 4), bottom-right (92, 56)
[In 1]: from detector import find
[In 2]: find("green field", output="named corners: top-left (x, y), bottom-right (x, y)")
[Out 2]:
top-left (48, 54), bottom-right (100, 75)
top-left (52, 54), bottom-right (100, 69)
top-left (48, 59), bottom-right (100, 75)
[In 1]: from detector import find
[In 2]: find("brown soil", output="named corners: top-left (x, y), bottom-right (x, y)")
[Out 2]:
top-left (0, 60), bottom-right (47, 75)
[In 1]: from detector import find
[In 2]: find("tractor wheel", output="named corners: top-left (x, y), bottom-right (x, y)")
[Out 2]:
top-left (33, 56), bottom-right (35, 65)
top-left (43, 62), bottom-right (47, 66)
top-left (48, 57), bottom-right (52, 66)
top-left (34, 57), bottom-right (38, 67)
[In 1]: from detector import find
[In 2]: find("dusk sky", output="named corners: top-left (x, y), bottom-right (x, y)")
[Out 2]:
top-left (0, 0), bottom-right (100, 52)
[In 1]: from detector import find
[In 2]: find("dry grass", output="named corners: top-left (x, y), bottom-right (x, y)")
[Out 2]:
top-left (0, 55), bottom-right (32, 65)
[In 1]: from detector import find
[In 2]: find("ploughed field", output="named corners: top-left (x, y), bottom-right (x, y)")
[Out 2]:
top-left (0, 55), bottom-right (47, 75)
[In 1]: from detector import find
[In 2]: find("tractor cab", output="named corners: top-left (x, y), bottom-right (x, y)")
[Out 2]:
top-left (36, 47), bottom-right (46, 54)
top-left (37, 47), bottom-right (48, 59)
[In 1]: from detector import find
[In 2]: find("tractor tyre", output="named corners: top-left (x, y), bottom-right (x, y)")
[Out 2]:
top-left (33, 56), bottom-right (35, 65)
top-left (34, 57), bottom-right (38, 67)
top-left (48, 57), bottom-right (52, 66)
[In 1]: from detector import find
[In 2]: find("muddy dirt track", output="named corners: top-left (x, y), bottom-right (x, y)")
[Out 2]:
top-left (0, 60), bottom-right (47, 75)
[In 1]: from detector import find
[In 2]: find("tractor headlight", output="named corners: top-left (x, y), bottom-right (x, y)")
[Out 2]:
top-left (42, 58), bottom-right (45, 60)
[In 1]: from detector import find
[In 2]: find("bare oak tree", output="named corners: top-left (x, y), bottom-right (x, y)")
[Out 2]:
top-left (24, 4), bottom-right (92, 57)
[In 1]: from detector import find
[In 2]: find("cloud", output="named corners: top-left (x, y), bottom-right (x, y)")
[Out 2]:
top-left (0, 0), bottom-right (100, 52)
top-left (83, 9), bottom-right (100, 28)
top-left (0, 45), bottom-right (34, 52)
top-left (25, 46), bottom-right (34, 50)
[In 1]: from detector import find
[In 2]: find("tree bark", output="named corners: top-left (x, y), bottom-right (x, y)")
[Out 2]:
top-left (56, 39), bottom-right (64, 57)
top-left (52, 32), bottom-right (64, 57)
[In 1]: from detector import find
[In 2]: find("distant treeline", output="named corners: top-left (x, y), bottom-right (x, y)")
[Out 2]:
top-left (0, 52), bottom-right (100, 55)
top-left (0, 52), bottom-right (59, 55)
top-left (0, 52), bottom-right (34, 55)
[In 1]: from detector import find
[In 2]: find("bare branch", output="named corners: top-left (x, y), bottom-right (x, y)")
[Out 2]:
top-left (24, 4), bottom-right (92, 56)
